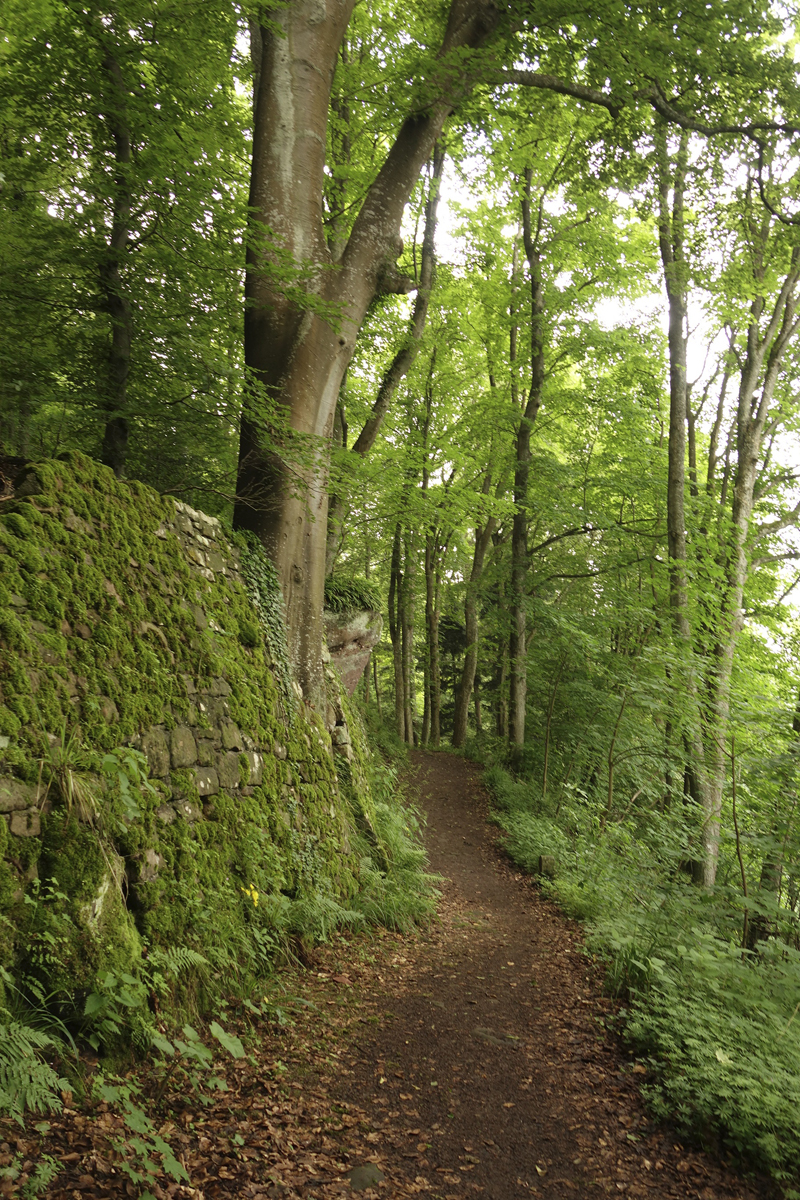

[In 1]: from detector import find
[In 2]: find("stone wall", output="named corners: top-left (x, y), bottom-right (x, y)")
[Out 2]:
top-left (0, 453), bottom-right (381, 1012)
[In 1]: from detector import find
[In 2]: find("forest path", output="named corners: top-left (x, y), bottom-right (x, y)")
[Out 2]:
top-left (36, 752), bottom-right (778, 1200)
top-left (324, 749), bottom-right (775, 1200)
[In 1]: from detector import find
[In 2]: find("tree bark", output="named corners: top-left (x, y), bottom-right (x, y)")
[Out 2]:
top-left (657, 128), bottom-right (800, 886)
top-left (99, 47), bottom-right (133, 477)
top-left (235, 1), bottom-right (503, 704)
top-left (655, 125), bottom-right (712, 883)
top-left (325, 146), bottom-right (445, 574)
top-left (401, 529), bottom-right (416, 743)
top-left (509, 169), bottom-right (545, 747)
top-left (452, 471), bottom-right (496, 747)
top-left (389, 522), bottom-right (405, 738)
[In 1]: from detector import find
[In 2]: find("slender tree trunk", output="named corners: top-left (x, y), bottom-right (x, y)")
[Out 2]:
top-left (422, 616), bottom-right (431, 747)
top-left (452, 477), bottom-right (496, 746)
top-left (542, 654), bottom-right (567, 802)
top-left (655, 125), bottom-right (712, 882)
top-left (494, 590), bottom-right (509, 740)
top-left (99, 48), bottom-right (133, 477)
top-left (658, 128), bottom-right (800, 885)
top-left (401, 530), bottom-right (415, 743)
top-left (509, 170), bottom-right (545, 747)
top-left (703, 246), bottom-right (800, 881)
top-left (424, 533), bottom-right (440, 746)
top-left (389, 523), bottom-right (404, 738)
top-left (373, 653), bottom-right (382, 722)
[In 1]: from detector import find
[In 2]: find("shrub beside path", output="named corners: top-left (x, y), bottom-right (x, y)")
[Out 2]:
top-left (15, 751), bottom-right (777, 1200)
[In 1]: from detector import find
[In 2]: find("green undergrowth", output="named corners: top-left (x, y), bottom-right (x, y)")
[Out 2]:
top-left (0, 452), bottom-right (436, 1140)
top-left (480, 759), bottom-right (800, 1194)
top-left (323, 574), bottom-right (382, 614)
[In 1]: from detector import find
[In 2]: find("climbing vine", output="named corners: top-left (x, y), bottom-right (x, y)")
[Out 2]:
top-left (237, 532), bottom-right (295, 714)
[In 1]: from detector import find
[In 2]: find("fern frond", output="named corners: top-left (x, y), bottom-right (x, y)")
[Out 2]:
top-left (148, 946), bottom-right (209, 980)
top-left (0, 1021), bottom-right (69, 1120)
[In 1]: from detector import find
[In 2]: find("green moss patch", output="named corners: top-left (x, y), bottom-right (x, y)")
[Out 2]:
top-left (0, 452), bottom-right (400, 1041)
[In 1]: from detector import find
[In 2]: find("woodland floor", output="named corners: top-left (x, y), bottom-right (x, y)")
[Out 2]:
top-left (5, 751), bottom-right (780, 1200)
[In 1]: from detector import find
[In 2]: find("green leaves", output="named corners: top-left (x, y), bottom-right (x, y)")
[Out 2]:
top-left (209, 1021), bottom-right (245, 1060)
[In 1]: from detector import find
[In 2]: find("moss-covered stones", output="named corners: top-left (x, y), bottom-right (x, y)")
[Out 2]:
top-left (0, 451), bottom-right (377, 1022)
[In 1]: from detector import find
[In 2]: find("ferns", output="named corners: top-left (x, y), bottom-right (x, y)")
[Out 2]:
top-left (148, 946), bottom-right (209, 980)
top-left (286, 893), bottom-right (365, 942)
top-left (0, 1019), bottom-right (69, 1121)
top-left (324, 574), bottom-right (382, 614)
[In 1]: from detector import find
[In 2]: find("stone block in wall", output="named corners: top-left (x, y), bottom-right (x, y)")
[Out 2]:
top-left (244, 751), bottom-right (263, 786)
top-left (198, 696), bottom-right (228, 724)
top-left (196, 738), bottom-right (217, 767)
top-left (220, 719), bottom-right (243, 751)
top-left (170, 726), bottom-right (198, 768)
top-left (142, 728), bottom-right (170, 778)
top-left (209, 677), bottom-right (231, 697)
top-left (194, 767), bottom-right (219, 797)
top-left (191, 605), bottom-right (208, 631)
top-left (0, 777), bottom-right (39, 813)
top-left (138, 848), bottom-right (166, 883)
top-left (216, 752), bottom-right (241, 790)
top-left (175, 800), bottom-right (201, 822)
top-left (8, 809), bottom-right (40, 837)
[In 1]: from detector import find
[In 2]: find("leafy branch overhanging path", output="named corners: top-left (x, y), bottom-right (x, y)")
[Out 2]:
top-left (28, 753), bottom-right (777, 1200)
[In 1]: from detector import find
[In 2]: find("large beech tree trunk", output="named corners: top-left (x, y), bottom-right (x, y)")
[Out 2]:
top-left (233, 0), bottom-right (503, 705)
top-left (326, 147), bottom-right (445, 575)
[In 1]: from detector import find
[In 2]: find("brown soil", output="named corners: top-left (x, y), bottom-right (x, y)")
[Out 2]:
top-left (7, 751), bottom-right (779, 1200)
top-left (325, 750), bottom-right (778, 1200)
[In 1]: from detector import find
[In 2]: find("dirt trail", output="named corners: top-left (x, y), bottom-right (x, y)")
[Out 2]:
top-left (329, 751), bottom-right (777, 1200)
top-left (29, 751), bottom-right (778, 1200)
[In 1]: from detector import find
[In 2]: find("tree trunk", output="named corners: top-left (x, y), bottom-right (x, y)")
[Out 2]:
top-left (389, 522), bottom-right (404, 738)
top-left (373, 652), bottom-right (382, 722)
top-left (655, 125), bottom-right (712, 883)
top-left (474, 664), bottom-right (482, 736)
top-left (657, 126), bottom-right (800, 885)
top-left (702, 241), bottom-right (800, 882)
top-left (452, 473), bottom-right (496, 747)
top-left (235, 1), bottom-right (503, 704)
top-left (325, 148), bottom-right (445, 574)
top-left (424, 533), bottom-right (439, 746)
top-left (99, 48), bottom-right (133, 477)
top-left (509, 169), bottom-right (545, 747)
top-left (401, 530), bottom-right (416, 743)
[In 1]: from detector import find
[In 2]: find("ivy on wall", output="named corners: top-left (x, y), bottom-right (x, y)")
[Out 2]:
top-left (237, 531), bottom-right (295, 713)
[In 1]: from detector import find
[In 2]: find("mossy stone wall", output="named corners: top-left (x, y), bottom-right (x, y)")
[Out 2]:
top-left (0, 452), bottom-right (376, 1013)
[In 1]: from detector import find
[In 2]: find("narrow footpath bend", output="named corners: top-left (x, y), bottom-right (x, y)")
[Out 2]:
top-left (330, 751), bottom-right (777, 1200)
